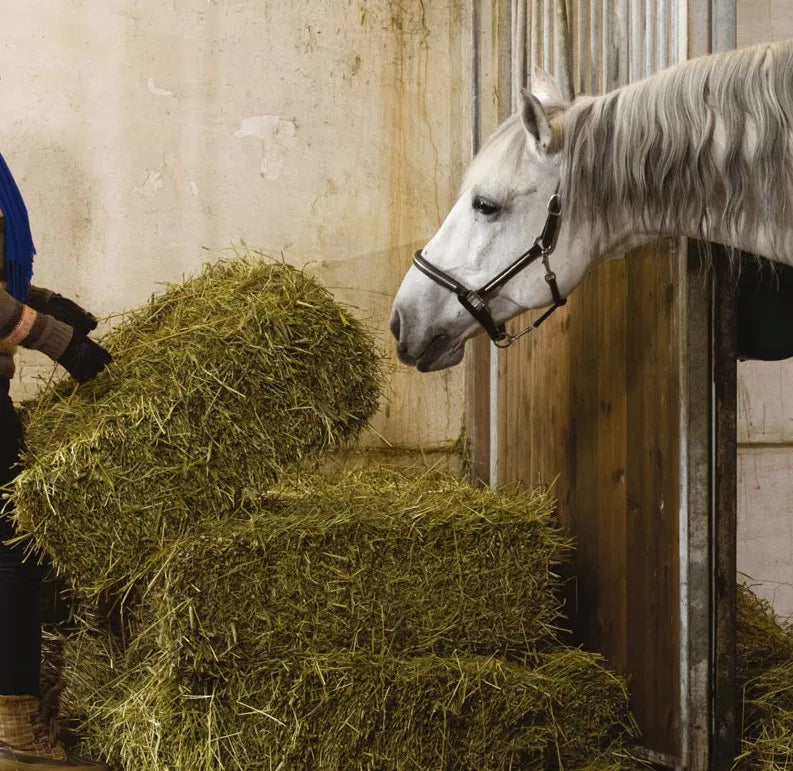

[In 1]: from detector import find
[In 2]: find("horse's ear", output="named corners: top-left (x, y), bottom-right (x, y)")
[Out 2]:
top-left (531, 67), bottom-right (566, 105)
top-left (520, 88), bottom-right (552, 152)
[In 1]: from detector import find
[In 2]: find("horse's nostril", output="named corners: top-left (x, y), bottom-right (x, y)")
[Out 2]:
top-left (389, 311), bottom-right (401, 341)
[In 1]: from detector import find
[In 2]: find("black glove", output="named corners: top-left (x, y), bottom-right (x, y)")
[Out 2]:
top-left (57, 334), bottom-right (113, 383)
top-left (42, 294), bottom-right (98, 337)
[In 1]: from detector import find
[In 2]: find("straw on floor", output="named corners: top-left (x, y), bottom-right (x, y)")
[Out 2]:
top-left (735, 583), bottom-right (793, 768)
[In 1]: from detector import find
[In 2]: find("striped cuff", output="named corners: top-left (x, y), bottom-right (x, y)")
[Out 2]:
top-left (24, 314), bottom-right (73, 361)
top-left (3, 305), bottom-right (36, 346)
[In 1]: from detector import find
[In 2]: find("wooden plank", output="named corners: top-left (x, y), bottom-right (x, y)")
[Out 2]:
top-left (466, 337), bottom-right (491, 484)
top-left (592, 259), bottom-right (629, 677)
top-left (465, 0), bottom-right (513, 486)
top-left (465, 0), bottom-right (493, 486)
top-left (684, 242), bottom-right (712, 771)
top-left (497, 305), bottom-right (572, 495)
top-left (497, 242), bottom-right (681, 758)
top-left (569, 258), bottom-right (629, 674)
top-left (626, 244), bottom-right (681, 756)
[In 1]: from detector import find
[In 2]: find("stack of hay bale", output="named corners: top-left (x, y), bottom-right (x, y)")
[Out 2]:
top-left (11, 253), bottom-right (637, 769)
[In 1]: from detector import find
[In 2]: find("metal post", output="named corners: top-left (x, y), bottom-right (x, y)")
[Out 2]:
top-left (465, 0), bottom-right (491, 486)
top-left (682, 4), bottom-right (737, 769)
top-left (683, 242), bottom-right (714, 771)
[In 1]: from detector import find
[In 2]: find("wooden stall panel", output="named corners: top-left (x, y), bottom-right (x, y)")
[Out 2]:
top-left (497, 244), bottom-right (680, 757)
top-left (625, 245), bottom-right (681, 752)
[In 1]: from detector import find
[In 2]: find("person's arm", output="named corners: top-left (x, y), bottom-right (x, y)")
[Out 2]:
top-left (0, 288), bottom-right (111, 382)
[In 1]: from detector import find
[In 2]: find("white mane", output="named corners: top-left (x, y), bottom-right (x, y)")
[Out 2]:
top-left (466, 41), bottom-right (793, 260)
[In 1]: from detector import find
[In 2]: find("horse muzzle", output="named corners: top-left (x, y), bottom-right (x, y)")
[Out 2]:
top-left (391, 312), bottom-right (464, 371)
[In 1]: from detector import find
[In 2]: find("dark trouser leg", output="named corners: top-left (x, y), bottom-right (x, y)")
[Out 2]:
top-left (0, 377), bottom-right (42, 698)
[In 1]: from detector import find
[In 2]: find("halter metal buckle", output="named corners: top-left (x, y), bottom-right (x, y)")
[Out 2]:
top-left (463, 290), bottom-right (488, 310)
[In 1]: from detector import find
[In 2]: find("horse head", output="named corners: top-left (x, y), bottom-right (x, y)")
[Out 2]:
top-left (390, 70), bottom-right (595, 372)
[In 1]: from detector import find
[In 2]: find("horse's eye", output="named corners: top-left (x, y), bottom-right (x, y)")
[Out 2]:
top-left (472, 196), bottom-right (500, 216)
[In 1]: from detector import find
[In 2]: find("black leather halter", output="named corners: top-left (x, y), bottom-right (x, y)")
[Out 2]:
top-left (412, 191), bottom-right (566, 347)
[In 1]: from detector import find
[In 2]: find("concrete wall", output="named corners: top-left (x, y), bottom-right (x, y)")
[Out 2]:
top-left (736, 0), bottom-right (793, 617)
top-left (0, 0), bottom-right (469, 451)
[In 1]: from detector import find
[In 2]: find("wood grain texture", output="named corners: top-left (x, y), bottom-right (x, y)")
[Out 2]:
top-left (497, 244), bottom-right (681, 756)
top-left (625, 246), bottom-right (681, 754)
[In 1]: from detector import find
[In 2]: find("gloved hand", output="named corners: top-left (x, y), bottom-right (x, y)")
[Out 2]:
top-left (57, 334), bottom-right (112, 383)
top-left (41, 294), bottom-right (99, 337)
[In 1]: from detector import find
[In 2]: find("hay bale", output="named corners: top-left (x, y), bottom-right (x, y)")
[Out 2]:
top-left (59, 628), bottom-right (635, 771)
top-left (11, 255), bottom-right (383, 595)
top-left (126, 468), bottom-right (570, 672)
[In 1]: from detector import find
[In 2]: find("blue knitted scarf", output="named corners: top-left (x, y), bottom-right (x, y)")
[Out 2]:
top-left (0, 153), bottom-right (35, 302)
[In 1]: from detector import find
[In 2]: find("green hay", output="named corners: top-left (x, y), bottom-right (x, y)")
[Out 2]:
top-left (59, 628), bottom-right (635, 771)
top-left (10, 254), bottom-right (383, 595)
top-left (122, 468), bottom-right (571, 673)
top-left (736, 583), bottom-right (793, 769)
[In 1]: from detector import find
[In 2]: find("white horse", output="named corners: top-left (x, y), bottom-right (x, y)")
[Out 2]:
top-left (391, 40), bottom-right (793, 371)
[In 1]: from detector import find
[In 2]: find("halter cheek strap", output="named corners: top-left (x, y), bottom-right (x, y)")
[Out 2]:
top-left (412, 190), bottom-right (566, 347)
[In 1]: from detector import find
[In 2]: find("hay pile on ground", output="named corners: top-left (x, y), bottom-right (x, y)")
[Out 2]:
top-left (11, 254), bottom-right (382, 595)
top-left (60, 631), bottom-right (632, 771)
top-left (735, 583), bottom-right (793, 768)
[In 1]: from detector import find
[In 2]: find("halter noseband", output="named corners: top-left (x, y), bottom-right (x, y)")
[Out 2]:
top-left (412, 191), bottom-right (566, 347)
